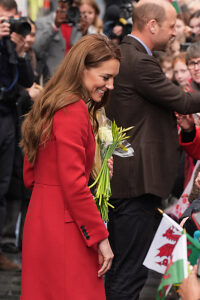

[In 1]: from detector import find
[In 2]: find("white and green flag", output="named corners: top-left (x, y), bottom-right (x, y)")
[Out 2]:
top-left (143, 212), bottom-right (182, 274)
top-left (156, 232), bottom-right (188, 300)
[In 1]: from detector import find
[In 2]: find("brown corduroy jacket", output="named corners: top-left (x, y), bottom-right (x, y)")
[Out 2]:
top-left (106, 35), bottom-right (200, 199)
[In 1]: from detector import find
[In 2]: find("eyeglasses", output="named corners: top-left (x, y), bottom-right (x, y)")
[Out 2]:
top-left (188, 59), bottom-right (200, 70)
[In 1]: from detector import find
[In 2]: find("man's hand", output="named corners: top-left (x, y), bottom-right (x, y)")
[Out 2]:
top-left (0, 17), bottom-right (10, 39)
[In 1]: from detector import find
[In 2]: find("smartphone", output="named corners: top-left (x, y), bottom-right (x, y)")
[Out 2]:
top-left (191, 212), bottom-right (200, 231)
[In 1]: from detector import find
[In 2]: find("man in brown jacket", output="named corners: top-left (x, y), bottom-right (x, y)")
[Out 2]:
top-left (105, 1), bottom-right (200, 299)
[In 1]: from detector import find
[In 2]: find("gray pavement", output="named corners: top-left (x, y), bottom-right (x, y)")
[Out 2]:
top-left (0, 252), bottom-right (21, 300)
top-left (0, 251), bottom-right (179, 300)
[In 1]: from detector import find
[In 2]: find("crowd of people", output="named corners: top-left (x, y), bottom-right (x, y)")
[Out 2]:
top-left (2, 0), bottom-right (200, 299)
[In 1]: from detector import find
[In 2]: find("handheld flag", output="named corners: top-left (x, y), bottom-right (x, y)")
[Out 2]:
top-left (143, 211), bottom-right (182, 274)
top-left (156, 232), bottom-right (188, 300)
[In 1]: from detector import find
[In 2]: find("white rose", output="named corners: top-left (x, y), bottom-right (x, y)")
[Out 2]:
top-left (98, 127), bottom-right (113, 144)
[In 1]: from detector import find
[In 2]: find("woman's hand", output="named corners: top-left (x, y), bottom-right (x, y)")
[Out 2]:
top-left (178, 265), bottom-right (200, 300)
top-left (97, 238), bottom-right (114, 278)
top-left (107, 156), bottom-right (113, 179)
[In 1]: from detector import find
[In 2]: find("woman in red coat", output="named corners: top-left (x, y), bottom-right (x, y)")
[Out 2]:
top-left (20, 34), bottom-right (120, 300)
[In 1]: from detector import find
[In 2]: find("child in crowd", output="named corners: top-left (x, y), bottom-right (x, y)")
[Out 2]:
top-left (80, 0), bottom-right (103, 34)
top-left (172, 52), bottom-right (192, 91)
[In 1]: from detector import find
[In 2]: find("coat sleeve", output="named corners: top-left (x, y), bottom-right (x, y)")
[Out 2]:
top-left (134, 56), bottom-right (200, 114)
top-left (17, 56), bottom-right (34, 88)
top-left (23, 155), bottom-right (35, 190)
top-left (179, 127), bottom-right (200, 160)
top-left (53, 101), bottom-right (108, 247)
top-left (34, 14), bottom-right (62, 57)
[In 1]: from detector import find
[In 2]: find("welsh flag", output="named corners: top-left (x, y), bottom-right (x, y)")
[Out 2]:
top-left (187, 232), bottom-right (200, 265)
top-left (143, 212), bottom-right (182, 274)
top-left (156, 233), bottom-right (188, 300)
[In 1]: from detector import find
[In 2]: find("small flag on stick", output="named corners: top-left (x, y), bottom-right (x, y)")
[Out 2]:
top-left (156, 232), bottom-right (188, 300)
top-left (143, 210), bottom-right (182, 274)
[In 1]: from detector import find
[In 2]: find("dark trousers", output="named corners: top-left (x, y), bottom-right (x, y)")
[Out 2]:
top-left (105, 194), bottom-right (161, 300)
top-left (0, 112), bottom-right (15, 248)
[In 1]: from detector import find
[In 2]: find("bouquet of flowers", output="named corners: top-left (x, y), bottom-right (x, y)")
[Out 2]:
top-left (89, 119), bottom-right (133, 222)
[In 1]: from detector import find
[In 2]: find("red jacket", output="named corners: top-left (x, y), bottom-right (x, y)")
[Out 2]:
top-left (179, 127), bottom-right (200, 160)
top-left (21, 100), bottom-right (108, 300)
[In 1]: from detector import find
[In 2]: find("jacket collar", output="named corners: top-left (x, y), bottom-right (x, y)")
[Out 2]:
top-left (121, 35), bottom-right (150, 55)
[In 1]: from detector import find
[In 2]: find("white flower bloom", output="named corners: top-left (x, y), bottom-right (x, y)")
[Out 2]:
top-left (98, 127), bottom-right (113, 144)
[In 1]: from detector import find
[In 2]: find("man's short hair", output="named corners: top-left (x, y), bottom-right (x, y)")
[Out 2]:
top-left (132, 1), bottom-right (166, 31)
top-left (186, 42), bottom-right (200, 64)
top-left (0, 0), bottom-right (17, 11)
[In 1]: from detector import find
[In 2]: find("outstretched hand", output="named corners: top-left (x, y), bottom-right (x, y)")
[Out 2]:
top-left (178, 265), bottom-right (200, 300)
top-left (175, 112), bottom-right (195, 132)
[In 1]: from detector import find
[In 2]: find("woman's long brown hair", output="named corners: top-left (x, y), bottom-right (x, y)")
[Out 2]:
top-left (21, 34), bottom-right (121, 164)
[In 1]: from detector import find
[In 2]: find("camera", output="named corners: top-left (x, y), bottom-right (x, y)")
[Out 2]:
top-left (66, 6), bottom-right (80, 25)
top-left (3, 16), bottom-right (31, 37)
top-left (119, 0), bottom-right (133, 26)
top-left (59, 0), bottom-right (80, 25)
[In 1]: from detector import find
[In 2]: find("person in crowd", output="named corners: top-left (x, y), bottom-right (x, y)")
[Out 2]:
top-left (172, 52), bottom-right (192, 90)
top-left (104, 1), bottom-right (200, 299)
top-left (103, 1), bottom-right (133, 45)
top-left (24, 18), bottom-right (38, 82)
top-left (186, 41), bottom-right (200, 91)
top-left (175, 15), bottom-right (189, 43)
top-left (188, 0), bottom-right (200, 15)
top-left (189, 9), bottom-right (200, 42)
top-left (20, 34), bottom-right (120, 300)
top-left (159, 53), bottom-right (174, 81)
top-left (2, 17), bottom-right (42, 254)
top-left (80, 0), bottom-right (103, 34)
top-left (33, 0), bottom-right (83, 83)
top-left (167, 37), bottom-right (181, 57)
top-left (0, 0), bottom-right (34, 270)
top-left (171, 53), bottom-right (194, 197)
top-left (175, 42), bottom-right (200, 142)
top-left (103, 4), bottom-right (121, 43)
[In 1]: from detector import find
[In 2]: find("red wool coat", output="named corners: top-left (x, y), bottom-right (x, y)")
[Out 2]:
top-left (21, 100), bottom-right (108, 300)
